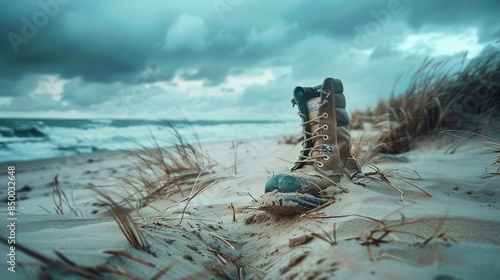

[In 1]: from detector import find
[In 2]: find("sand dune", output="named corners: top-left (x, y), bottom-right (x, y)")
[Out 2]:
top-left (0, 135), bottom-right (499, 279)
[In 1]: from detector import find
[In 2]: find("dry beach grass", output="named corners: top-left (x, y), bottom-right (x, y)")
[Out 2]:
top-left (351, 45), bottom-right (500, 155)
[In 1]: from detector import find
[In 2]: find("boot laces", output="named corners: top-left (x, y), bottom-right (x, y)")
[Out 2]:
top-left (295, 89), bottom-right (332, 168)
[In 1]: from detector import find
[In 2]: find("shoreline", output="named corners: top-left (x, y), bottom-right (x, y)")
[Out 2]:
top-left (0, 130), bottom-right (300, 166)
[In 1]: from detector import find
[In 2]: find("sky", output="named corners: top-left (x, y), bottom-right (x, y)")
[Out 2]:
top-left (0, 0), bottom-right (499, 120)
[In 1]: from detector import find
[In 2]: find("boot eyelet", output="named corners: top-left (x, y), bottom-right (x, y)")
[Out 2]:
top-left (322, 113), bottom-right (328, 118)
top-left (323, 135), bottom-right (329, 140)
top-left (322, 124), bottom-right (329, 130)
top-left (324, 144), bottom-right (334, 153)
top-left (323, 155), bottom-right (329, 160)
top-left (315, 162), bottom-right (324, 168)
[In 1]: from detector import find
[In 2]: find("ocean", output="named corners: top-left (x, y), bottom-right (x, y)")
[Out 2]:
top-left (0, 118), bottom-right (298, 163)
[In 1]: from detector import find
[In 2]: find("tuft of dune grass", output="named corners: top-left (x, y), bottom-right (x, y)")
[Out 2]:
top-left (116, 118), bottom-right (217, 210)
top-left (353, 45), bottom-right (500, 155)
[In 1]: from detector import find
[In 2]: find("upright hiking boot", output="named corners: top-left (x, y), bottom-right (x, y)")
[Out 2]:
top-left (258, 77), bottom-right (360, 215)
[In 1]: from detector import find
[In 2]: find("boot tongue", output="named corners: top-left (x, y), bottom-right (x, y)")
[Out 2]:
top-left (306, 97), bottom-right (321, 129)
top-left (306, 97), bottom-right (322, 159)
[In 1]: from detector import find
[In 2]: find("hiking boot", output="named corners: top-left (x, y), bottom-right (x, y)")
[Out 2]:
top-left (259, 77), bottom-right (360, 214)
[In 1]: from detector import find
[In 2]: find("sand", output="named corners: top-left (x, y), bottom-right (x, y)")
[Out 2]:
top-left (0, 135), bottom-right (499, 279)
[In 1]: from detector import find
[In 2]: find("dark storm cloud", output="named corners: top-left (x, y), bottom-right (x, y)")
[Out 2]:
top-left (0, 75), bottom-right (42, 97)
top-left (404, 0), bottom-right (500, 41)
top-left (0, 79), bottom-right (20, 97)
top-left (1, 0), bottom-right (495, 80)
top-left (10, 93), bottom-right (65, 111)
top-left (283, 0), bottom-right (500, 42)
top-left (369, 44), bottom-right (403, 60)
top-left (0, 0), bottom-right (198, 85)
top-left (181, 66), bottom-right (231, 86)
top-left (60, 78), bottom-right (123, 107)
top-left (284, 0), bottom-right (399, 38)
top-left (1, 0), bottom-right (499, 116)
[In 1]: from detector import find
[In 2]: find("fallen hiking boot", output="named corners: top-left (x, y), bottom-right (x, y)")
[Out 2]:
top-left (259, 77), bottom-right (359, 214)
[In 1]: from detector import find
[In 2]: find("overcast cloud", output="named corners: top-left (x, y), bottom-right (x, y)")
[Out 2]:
top-left (1, 0), bottom-right (499, 120)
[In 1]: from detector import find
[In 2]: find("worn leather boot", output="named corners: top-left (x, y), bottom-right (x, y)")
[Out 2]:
top-left (259, 78), bottom-right (359, 214)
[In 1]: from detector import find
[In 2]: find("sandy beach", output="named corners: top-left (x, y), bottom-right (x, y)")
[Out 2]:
top-left (2, 1), bottom-right (500, 279)
top-left (1, 132), bottom-right (499, 279)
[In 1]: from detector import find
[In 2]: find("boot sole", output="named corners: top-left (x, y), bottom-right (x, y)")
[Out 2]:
top-left (257, 191), bottom-right (333, 215)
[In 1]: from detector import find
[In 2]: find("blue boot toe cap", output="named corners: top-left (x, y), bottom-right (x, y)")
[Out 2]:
top-left (265, 174), bottom-right (315, 194)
